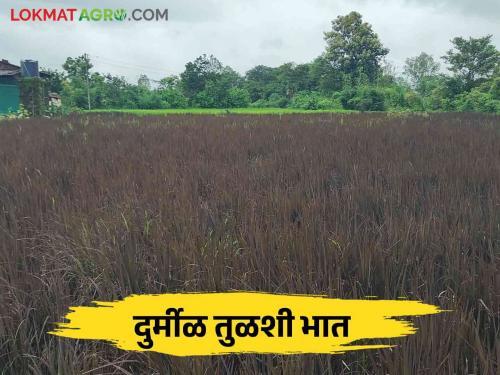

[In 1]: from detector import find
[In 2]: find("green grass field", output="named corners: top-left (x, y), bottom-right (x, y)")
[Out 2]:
top-left (86, 107), bottom-right (353, 115)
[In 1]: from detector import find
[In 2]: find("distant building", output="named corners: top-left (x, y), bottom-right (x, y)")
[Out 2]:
top-left (0, 59), bottom-right (48, 114)
top-left (48, 92), bottom-right (62, 108)
top-left (0, 60), bottom-right (21, 114)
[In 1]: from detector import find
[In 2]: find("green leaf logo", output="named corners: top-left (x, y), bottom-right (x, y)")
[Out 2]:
top-left (114, 9), bottom-right (127, 21)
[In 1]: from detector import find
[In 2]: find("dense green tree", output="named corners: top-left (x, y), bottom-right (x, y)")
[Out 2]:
top-left (490, 76), bottom-right (500, 100)
top-left (41, 69), bottom-right (65, 93)
top-left (277, 63), bottom-right (311, 97)
top-left (228, 87), bottom-right (250, 107)
top-left (180, 54), bottom-right (224, 102)
top-left (159, 75), bottom-right (181, 90)
top-left (137, 90), bottom-right (162, 109)
top-left (159, 88), bottom-right (188, 108)
top-left (309, 56), bottom-right (345, 93)
top-left (244, 63), bottom-right (319, 105)
top-left (157, 75), bottom-right (188, 108)
top-left (61, 81), bottom-right (91, 109)
top-left (101, 75), bottom-right (134, 108)
top-left (324, 12), bottom-right (389, 83)
top-left (51, 25), bottom-right (499, 114)
top-left (244, 65), bottom-right (277, 101)
top-left (404, 53), bottom-right (441, 95)
top-left (443, 35), bottom-right (499, 91)
top-left (63, 55), bottom-right (92, 80)
top-left (61, 55), bottom-right (94, 109)
top-left (273, 63), bottom-right (297, 99)
top-left (195, 66), bottom-right (242, 108)
top-left (137, 74), bottom-right (151, 90)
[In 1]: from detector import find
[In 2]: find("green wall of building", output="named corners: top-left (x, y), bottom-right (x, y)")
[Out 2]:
top-left (0, 77), bottom-right (20, 114)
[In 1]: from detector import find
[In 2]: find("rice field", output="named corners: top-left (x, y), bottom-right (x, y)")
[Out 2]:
top-left (0, 112), bottom-right (499, 374)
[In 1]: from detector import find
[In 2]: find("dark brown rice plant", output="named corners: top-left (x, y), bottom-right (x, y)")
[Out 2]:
top-left (0, 112), bottom-right (498, 374)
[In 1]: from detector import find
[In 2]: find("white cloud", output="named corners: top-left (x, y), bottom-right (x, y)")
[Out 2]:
top-left (0, 0), bottom-right (498, 81)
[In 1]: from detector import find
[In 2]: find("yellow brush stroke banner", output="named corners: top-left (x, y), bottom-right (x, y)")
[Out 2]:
top-left (50, 292), bottom-right (444, 356)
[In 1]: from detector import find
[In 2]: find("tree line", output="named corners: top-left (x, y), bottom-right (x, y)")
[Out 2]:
top-left (43, 12), bottom-right (500, 113)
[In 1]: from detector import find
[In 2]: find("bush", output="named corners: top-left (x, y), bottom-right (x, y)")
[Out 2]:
top-left (137, 91), bottom-right (163, 109)
top-left (160, 88), bottom-right (188, 109)
top-left (404, 91), bottom-right (425, 111)
top-left (317, 96), bottom-right (342, 110)
top-left (455, 90), bottom-right (499, 113)
top-left (383, 86), bottom-right (408, 111)
top-left (267, 93), bottom-right (289, 108)
top-left (490, 77), bottom-right (500, 100)
top-left (0, 104), bottom-right (30, 119)
top-left (341, 86), bottom-right (386, 111)
top-left (228, 87), bottom-right (250, 108)
top-left (194, 90), bottom-right (216, 108)
top-left (290, 91), bottom-right (321, 110)
top-left (250, 93), bottom-right (289, 108)
top-left (290, 91), bottom-right (342, 110)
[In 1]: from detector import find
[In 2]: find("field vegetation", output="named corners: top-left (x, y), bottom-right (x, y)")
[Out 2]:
top-left (87, 108), bottom-right (354, 116)
top-left (0, 112), bottom-right (499, 374)
top-left (33, 12), bottom-right (498, 118)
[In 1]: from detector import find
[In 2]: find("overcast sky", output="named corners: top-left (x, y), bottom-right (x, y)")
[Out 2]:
top-left (1, 0), bottom-right (498, 82)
